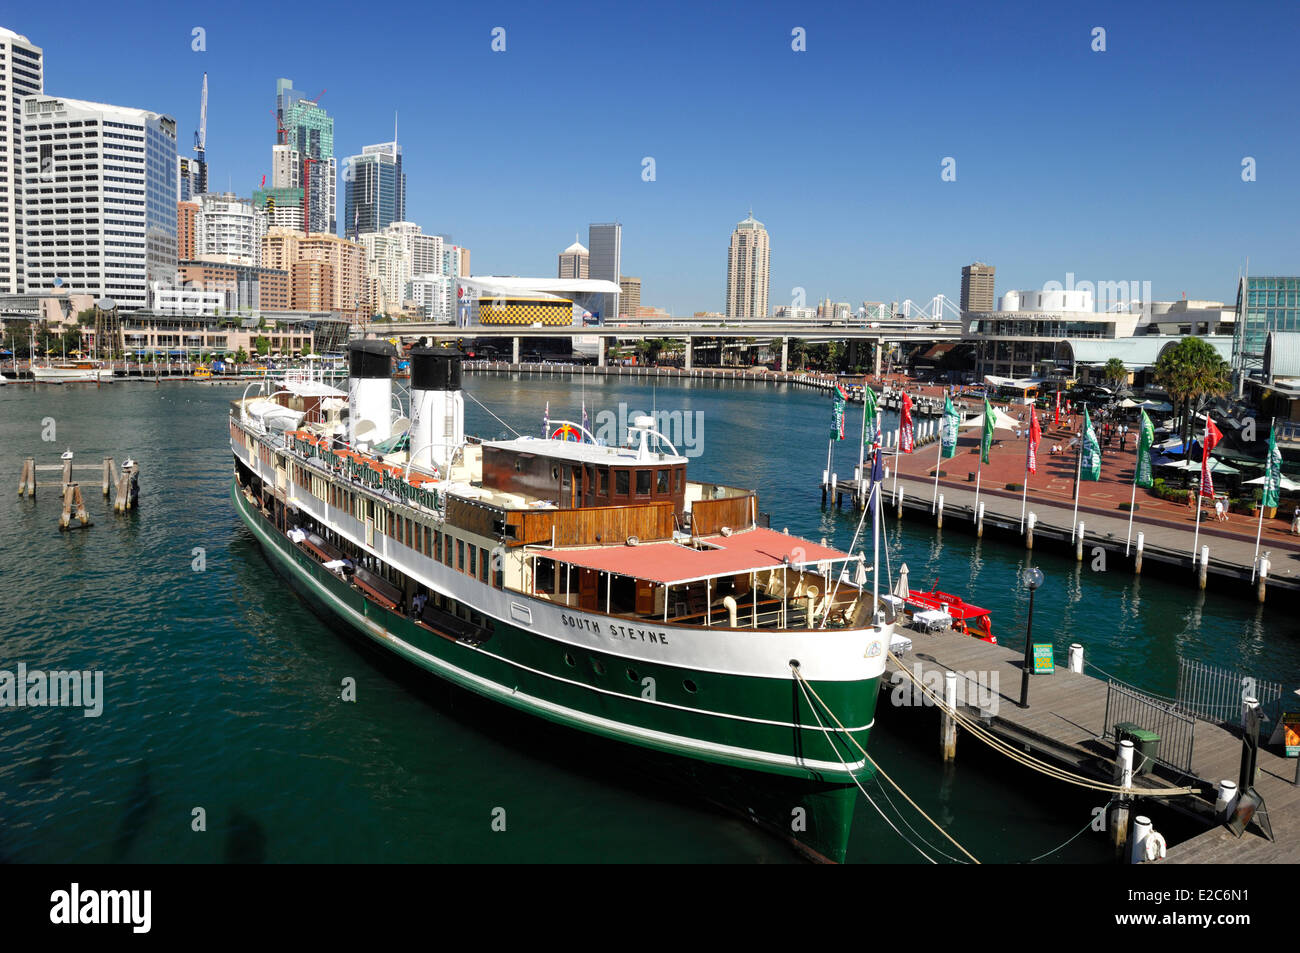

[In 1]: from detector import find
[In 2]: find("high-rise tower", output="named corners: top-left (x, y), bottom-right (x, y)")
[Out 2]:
top-left (725, 211), bottom-right (770, 319)
top-left (0, 26), bottom-right (42, 294)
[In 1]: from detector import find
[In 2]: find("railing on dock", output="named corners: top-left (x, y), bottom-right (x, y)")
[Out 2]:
top-left (1102, 680), bottom-right (1197, 775)
top-left (1175, 658), bottom-right (1284, 734)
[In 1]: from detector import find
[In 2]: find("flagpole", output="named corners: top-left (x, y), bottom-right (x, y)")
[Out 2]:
top-left (1191, 418), bottom-right (1205, 566)
top-left (858, 382), bottom-right (868, 506)
top-left (1125, 469), bottom-right (1138, 556)
top-left (892, 399), bottom-right (902, 503)
top-left (932, 420), bottom-right (942, 511)
top-left (1071, 424), bottom-right (1082, 541)
top-left (973, 452), bottom-right (982, 524)
top-left (1019, 436), bottom-right (1029, 532)
top-left (1251, 416), bottom-right (1275, 582)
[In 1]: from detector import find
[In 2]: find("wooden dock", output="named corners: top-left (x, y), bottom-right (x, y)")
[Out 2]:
top-left (884, 626), bottom-right (1299, 863)
top-left (831, 473), bottom-right (1300, 599)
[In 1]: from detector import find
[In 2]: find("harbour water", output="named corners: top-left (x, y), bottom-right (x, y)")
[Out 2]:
top-left (1, 376), bottom-right (1296, 863)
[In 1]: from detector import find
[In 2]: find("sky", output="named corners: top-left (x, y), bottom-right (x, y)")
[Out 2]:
top-left (8, 0), bottom-right (1300, 314)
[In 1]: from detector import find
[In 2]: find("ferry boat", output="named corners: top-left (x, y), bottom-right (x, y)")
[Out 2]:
top-left (31, 359), bottom-right (112, 384)
top-left (229, 342), bottom-right (895, 861)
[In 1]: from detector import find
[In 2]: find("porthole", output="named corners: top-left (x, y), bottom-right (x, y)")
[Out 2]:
top-left (592, 659), bottom-right (606, 676)
top-left (564, 653), bottom-right (576, 667)
top-left (626, 668), bottom-right (639, 682)
top-left (683, 679), bottom-right (698, 694)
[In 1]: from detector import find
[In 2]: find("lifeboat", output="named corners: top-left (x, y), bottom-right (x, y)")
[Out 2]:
top-left (904, 588), bottom-right (996, 643)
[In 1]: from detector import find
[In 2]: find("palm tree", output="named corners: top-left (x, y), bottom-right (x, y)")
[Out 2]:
top-left (1152, 337), bottom-right (1232, 447)
top-left (1103, 357), bottom-right (1128, 389)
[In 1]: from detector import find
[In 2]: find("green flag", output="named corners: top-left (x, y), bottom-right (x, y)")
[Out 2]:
top-left (1081, 406), bottom-right (1101, 480)
top-left (980, 398), bottom-right (995, 465)
top-left (830, 396), bottom-right (845, 440)
top-left (861, 385), bottom-right (878, 448)
top-left (1134, 410), bottom-right (1155, 488)
top-left (1262, 426), bottom-right (1282, 508)
top-left (941, 396), bottom-right (959, 459)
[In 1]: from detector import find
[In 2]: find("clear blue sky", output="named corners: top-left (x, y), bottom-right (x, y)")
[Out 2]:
top-left (11, 0), bottom-right (1300, 314)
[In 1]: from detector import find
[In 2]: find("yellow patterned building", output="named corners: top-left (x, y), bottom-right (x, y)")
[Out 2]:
top-left (478, 296), bottom-right (575, 326)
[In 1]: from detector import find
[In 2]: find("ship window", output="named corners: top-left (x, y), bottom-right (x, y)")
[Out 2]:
top-left (657, 469), bottom-right (669, 494)
top-left (615, 470), bottom-right (629, 496)
top-left (598, 468), bottom-right (609, 495)
top-left (480, 557), bottom-right (489, 584)
top-left (683, 679), bottom-right (698, 694)
top-left (457, 539), bottom-right (465, 572)
top-left (444, 535), bottom-right (453, 568)
top-left (675, 469), bottom-right (683, 492)
top-left (468, 545), bottom-right (477, 576)
top-left (636, 470), bottom-right (651, 496)
top-left (435, 531), bottom-right (442, 561)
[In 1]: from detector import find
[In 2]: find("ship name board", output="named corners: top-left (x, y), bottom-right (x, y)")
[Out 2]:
top-left (560, 613), bottom-right (670, 645)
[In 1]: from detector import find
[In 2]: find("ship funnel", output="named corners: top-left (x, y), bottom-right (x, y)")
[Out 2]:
top-left (409, 346), bottom-right (464, 474)
top-left (347, 339), bottom-right (397, 447)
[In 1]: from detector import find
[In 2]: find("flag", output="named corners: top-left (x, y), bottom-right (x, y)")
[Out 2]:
top-left (1200, 417), bottom-right (1223, 497)
top-left (1054, 391), bottom-right (1061, 427)
top-left (980, 398), bottom-right (995, 465)
top-left (869, 444), bottom-right (885, 484)
top-left (861, 384), bottom-right (879, 448)
top-left (1263, 426), bottom-right (1282, 508)
top-left (1081, 407), bottom-right (1101, 480)
top-left (1134, 410), bottom-right (1155, 488)
top-left (941, 396), bottom-right (960, 459)
top-left (834, 380), bottom-right (849, 401)
top-left (900, 392), bottom-right (914, 453)
top-left (1027, 410), bottom-right (1041, 475)
top-left (831, 395), bottom-right (846, 441)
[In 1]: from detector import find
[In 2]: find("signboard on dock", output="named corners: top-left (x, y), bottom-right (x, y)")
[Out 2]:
top-left (1032, 643), bottom-right (1055, 674)
top-left (1283, 712), bottom-right (1300, 757)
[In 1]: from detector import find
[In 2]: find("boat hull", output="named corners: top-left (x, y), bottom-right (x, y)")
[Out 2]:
top-left (232, 476), bottom-right (876, 861)
top-left (31, 365), bottom-right (110, 383)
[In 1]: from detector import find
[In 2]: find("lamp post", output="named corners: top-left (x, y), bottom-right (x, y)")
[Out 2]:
top-left (1020, 567), bottom-right (1044, 709)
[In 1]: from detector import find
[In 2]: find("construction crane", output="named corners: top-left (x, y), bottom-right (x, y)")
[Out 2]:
top-left (191, 73), bottom-right (209, 195)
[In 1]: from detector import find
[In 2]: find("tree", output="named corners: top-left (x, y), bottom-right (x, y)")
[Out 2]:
top-left (1152, 337), bottom-right (1232, 446)
top-left (787, 337), bottom-right (808, 370)
top-left (1103, 357), bottom-right (1128, 388)
top-left (234, 347), bottom-right (249, 365)
top-left (254, 336), bottom-right (271, 357)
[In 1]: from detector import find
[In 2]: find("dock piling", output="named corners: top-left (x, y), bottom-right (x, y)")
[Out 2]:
top-left (1134, 532), bottom-right (1144, 574)
top-left (936, 494), bottom-right (944, 529)
top-left (102, 457), bottom-right (115, 497)
top-left (1257, 555), bottom-right (1269, 603)
top-left (1198, 545), bottom-right (1209, 590)
top-left (1068, 643), bottom-right (1083, 673)
top-left (1026, 512), bottom-right (1035, 550)
top-left (1215, 780), bottom-right (1239, 820)
top-left (1110, 739), bottom-right (1135, 861)
top-left (941, 671), bottom-right (958, 762)
top-left (895, 485), bottom-right (904, 519)
top-left (1075, 521), bottom-right (1085, 561)
top-left (976, 502), bottom-right (985, 538)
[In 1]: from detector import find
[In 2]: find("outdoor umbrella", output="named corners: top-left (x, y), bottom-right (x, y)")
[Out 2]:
top-left (1139, 399), bottom-right (1174, 412)
top-left (1158, 457), bottom-right (1240, 475)
top-left (1243, 474), bottom-right (1300, 492)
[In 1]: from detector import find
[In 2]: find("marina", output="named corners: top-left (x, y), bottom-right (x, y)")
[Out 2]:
top-left (2, 372), bottom-right (1296, 864)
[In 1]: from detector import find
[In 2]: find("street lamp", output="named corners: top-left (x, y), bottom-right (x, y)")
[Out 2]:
top-left (1020, 567), bottom-right (1044, 709)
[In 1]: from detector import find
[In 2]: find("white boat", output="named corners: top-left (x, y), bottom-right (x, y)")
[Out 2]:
top-left (31, 361), bottom-right (112, 384)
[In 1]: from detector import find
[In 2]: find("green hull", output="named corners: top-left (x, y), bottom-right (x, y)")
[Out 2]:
top-left (233, 477), bottom-right (875, 861)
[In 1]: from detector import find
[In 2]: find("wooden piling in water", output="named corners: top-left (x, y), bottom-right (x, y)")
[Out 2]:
top-left (1025, 512), bottom-right (1035, 550)
top-left (941, 671), bottom-right (958, 762)
top-left (1198, 546), bottom-right (1209, 590)
top-left (1134, 532), bottom-right (1144, 574)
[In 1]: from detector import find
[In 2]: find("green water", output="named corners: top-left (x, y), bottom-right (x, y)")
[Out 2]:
top-left (0, 375), bottom-right (1295, 864)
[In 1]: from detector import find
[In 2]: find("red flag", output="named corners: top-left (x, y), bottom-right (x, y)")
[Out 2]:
top-left (900, 393), bottom-right (914, 453)
top-left (1199, 417), bottom-right (1223, 497)
top-left (1054, 391), bottom-right (1061, 427)
top-left (1028, 410), bottom-right (1041, 475)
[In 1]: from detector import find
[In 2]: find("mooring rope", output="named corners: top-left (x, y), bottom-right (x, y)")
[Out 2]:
top-left (886, 652), bottom-right (1202, 797)
top-left (462, 388), bottom-right (522, 438)
top-left (791, 665), bottom-right (981, 864)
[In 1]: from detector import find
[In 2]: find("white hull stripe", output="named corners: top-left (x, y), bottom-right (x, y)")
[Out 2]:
top-left (240, 488), bottom-right (871, 777)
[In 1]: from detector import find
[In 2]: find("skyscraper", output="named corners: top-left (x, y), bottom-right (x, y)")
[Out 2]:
top-left (0, 27), bottom-right (42, 295)
top-left (344, 141), bottom-right (405, 239)
top-left (21, 95), bottom-right (177, 310)
top-left (618, 276), bottom-right (640, 317)
top-left (960, 262), bottom-right (996, 312)
top-left (272, 79), bottom-right (336, 235)
top-left (588, 223), bottom-right (621, 321)
top-left (558, 236), bottom-right (589, 278)
top-left (725, 211), bottom-right (769, 319)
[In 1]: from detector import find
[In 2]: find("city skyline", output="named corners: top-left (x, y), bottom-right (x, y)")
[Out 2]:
top-left (3, 2), bottom-right (1298, 315)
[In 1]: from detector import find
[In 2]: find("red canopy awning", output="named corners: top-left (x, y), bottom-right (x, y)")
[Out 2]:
top-left (542, 526), bottom-right (850, 586)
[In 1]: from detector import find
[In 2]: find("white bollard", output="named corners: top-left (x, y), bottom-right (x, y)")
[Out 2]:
top-left (1068, 643), bottom-right (1083, 673)
top-left (1116, 739), bottom-right (1135, 790)
top-left (977, 502), bottom-right (985, 537)
top-left (1130, 815), bottom-right (1152, 864)
top-left (1076, 521), bottom-right (1085, 561)
top-left (1215, 780), bottom-right (1239, 820)
top-left (1199, 544), bottom-right (1209, 589)
top-left (1135, 532), bottom-right (1145, 574)
top-left (937, 494), bottom-right (944, 528)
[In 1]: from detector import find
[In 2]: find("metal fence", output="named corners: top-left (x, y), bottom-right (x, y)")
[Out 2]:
top-left (1102, 680), bottom-right (1197, 776)
top-left (1175, 658), bottom-right (1284, 733)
